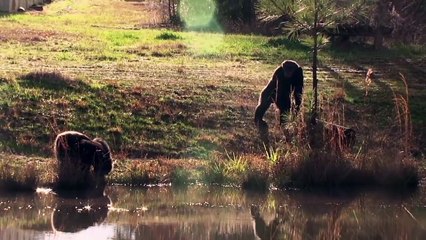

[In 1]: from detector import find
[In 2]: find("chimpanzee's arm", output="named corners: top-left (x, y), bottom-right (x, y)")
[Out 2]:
top-left (293, 67), bottom-right (304, 112)
top-left (254, 72), bottom-right (278, 125)
top-left (79, 139), bottom-right (102, 165)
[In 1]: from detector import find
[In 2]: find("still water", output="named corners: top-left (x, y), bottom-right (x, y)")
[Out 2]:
top-left (1, 185), bottom-right (426, 240)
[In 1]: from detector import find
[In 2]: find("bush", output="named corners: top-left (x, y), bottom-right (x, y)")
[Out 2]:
top-left (155, 31), bottom-right (182, 40)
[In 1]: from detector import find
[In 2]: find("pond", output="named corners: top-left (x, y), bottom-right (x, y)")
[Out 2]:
top-left (1, 185), bottom-right (426, 240)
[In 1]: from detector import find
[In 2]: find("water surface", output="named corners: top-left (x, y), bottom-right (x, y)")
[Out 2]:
top-left (1, 185), bottom-right (426, 240)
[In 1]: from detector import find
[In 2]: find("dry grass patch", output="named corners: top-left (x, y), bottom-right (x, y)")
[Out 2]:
top-left (0, 161), bottom-right (38, 192)
top-left (109, 158), bottom-right (206, 186)
top-left (0, 27), bottom-right (70, 43)
top-left (128, 42), bottom-right (188, 57)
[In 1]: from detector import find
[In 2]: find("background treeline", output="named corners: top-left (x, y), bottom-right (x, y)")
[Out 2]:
top-left (160, 0), bottom-right (425, 45)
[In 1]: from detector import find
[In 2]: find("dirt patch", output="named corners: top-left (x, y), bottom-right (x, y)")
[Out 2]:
top-left (126, 0), bottom-right (169, 28)
top-left (0, 28), bottom-right (67, 43)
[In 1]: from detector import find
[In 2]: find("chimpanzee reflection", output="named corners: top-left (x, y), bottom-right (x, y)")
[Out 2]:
top-left (51, 190), bottom-right (111, 233)
top-left (251, 205), bottom-right (282, 240)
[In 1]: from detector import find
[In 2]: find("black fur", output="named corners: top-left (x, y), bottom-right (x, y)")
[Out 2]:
top-left (54, 131), bottom-right (113, 188)
top-left (254, 60), bottom-right (304, 127)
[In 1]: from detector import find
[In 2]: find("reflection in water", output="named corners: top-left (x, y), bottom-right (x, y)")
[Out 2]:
top-left (51, 193), bottom-right (111, 233)
top-left (1, 186), bottom-right (426, 239)
top-left (251, 205), bottom-right (281, 240)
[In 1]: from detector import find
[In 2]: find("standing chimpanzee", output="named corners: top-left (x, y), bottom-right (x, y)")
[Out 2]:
top-left (254, 60), bottom-right (304, 130)
top-left (54, 131), bottom-right (113, 189)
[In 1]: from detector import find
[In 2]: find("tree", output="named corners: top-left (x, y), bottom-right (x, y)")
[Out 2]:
top-left (370, 0), bottom-right (426, 45)
top-left (259, 0), bottom-right (365, 120)
top-left (163, 0), bottom-right (259, 31)
top-left (215, 0), bottom-right (258, 24)
top-left (168, 0), bottom-right (179, 23)
top-left (161, 0), bottom-right (180, 24)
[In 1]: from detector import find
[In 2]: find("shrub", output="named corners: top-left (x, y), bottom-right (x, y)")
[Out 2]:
top-left (155, 31), bottom-right (182, 40)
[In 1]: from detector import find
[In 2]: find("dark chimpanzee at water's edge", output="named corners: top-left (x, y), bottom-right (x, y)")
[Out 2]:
top-left (254, 60), bottom-right (304, 132)
top-left (54, 131), bottom-right (113, 189)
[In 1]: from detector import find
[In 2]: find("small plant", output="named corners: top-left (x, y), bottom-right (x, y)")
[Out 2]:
top-left (127, 162), bottom-right (150, 186)
top-left (241, 168), bottom-right (270, 191)
top-left (202, 159), bottom-right (227, 185)
top-left (392, 73), bottom-right (413, 155)
top-left (171, 167), bottom-right (192, 186)
top-left (155, 31), bottom-right (182, 40)
top-left (108, 160), bottom-right (150, 186)
top-left (264, 144), bottom-right (282, 165)
top-left (224, 150), bottom-right (248, 174)
top-left (222, 150), bottom-right (249, 185)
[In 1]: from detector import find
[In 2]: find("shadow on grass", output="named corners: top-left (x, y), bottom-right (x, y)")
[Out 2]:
top-left (20, 71), bottom-right (89, 91)
top-left (155, 31), bottom-right (183, 40)
top-left (264, 37), bottom-right (311, 52)
top-left (325, 42), bottom-right (426, 63)
top-left (0, 13), bottom-right (13, 19)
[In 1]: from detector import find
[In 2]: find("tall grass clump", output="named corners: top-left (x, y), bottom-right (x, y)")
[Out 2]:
top-left (224, 150), bottom-right (268, 189)
top-left (0, 159), bottom-right (38, 192)
top-left (202, 151), bottom-right (246, 186)
top-left (202, 151), bottom-right (269, 190)
top-left (392, 74), bottom-right (413, 154)
top-left (202, 158), bottom-right (228, 185)
top-left (109, 160), bottom-right (150, 186)
top-left (270, 124), bottom-right (360, 188)
top-left (224, 150), bottom-right (248, 178)
top-left (270, 75), bottom-right (419, 189)
top-left (171, 167), bottom-right (192, 186)
top-left (373, 74), bottom-right (418, 187)
top-left (20, 71), bottom-right (86, 90)
top-left (264, 144), bottom-right (282, 165)
top-left (352, 74), bottom-right (418, 188)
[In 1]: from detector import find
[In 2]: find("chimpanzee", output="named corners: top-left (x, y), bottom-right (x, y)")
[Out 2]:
top-left (54, 131), bottom-right (113, 188)
top-left (51, 194), bottom-right (111, 233)
top-left (251, 205), bottom-right (281, 240)
top-left (254, 60), bottom-right (304, 130)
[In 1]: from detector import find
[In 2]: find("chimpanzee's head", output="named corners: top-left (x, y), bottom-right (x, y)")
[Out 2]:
top-left (282, 60), bottom-right (300, 79)
top-left (92, 138), bottom-right (113, 176)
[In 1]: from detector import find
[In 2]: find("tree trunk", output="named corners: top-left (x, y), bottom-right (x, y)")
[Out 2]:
top-left (373, 0), bottom-right (388, 49)
top-left (312, 0), bottom-right (319, 120)
top-left (172, 0), bottom-right (176, 17)
top-left (168, 0), bottom-right (172, 20)
top-left (374, 30), bottom-right (383, 49)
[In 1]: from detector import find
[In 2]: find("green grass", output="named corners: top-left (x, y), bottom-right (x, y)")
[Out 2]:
top-left (0, 0), bottom-right (424, 190)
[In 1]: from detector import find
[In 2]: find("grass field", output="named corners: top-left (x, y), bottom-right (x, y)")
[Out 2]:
top-left (0, 0), bottom-right (425, 189)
